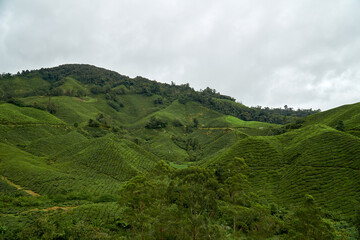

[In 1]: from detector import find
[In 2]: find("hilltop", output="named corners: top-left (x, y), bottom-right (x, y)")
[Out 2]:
top-left (303, 101), bottom-right (360, 137)
top-left (0, 64), bottom-right (359, 239)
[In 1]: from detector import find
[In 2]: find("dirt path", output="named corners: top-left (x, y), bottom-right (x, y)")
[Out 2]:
top-left (15, 206), bottom-right (78, 215)
top-left (0, 175), bottom-right (40, 196)
top-left (28, 206), bottom-right (77, 212)
top-left (0, 123), bottom-right (66, 126)
top-left (199, 127), bottom-right (234, 130)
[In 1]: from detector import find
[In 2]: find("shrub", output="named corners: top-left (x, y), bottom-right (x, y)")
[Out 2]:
top-left (145, 116), bottom-right (167, 129)
top-left (88, 119), bottom-right (100, 127)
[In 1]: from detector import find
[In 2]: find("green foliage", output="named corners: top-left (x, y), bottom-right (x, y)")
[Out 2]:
top-left (304, 102), bottom-right (360, 136)
top-left (52, 77), bottom-right (88, 97)
top-left (1, 64), bottom-right (318, 124)
top-left (172, 118), bottom-right (183, 127)
top-left (0, 64), bottom-right (358, 239)
top-left (0, 75), bottom-right (50, 99)
top-left (204, 124), bottom-right (360, 216)
top-left (95, 193), bottom-right (117, 203)
top-left (226, 115), bottom-right (280, 129)
top-left (120, 175), bottom-right (155, 239)
top-left (88, 118), bottom-right (99, 127)
top-left (115, 162), bottom-right (290, 239)
top-left (286, 195), bottom-right (335, 239)
top-left (336, 120), bottom-right (345, 131)
top-left (0, 103), bottom-right (64, 125)
top-left (193, 117), bottom-right (199, 128)
top-left (355, 205), bottom-right (360, 237)
top-left (153, 96), bottom-right (164, 104)
top-left (145, 116), bottom-right (167, 129)
top-left (285, 118), bottom-right (305, 130)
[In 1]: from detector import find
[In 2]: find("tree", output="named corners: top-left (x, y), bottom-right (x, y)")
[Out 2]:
top-left (336, 120), bottom-right (345, 131)
top-left (174, 167), bottom-right (219, 240)
top-left (215, 157), bottom-right (248, 183)
top-left (172, 119), bottom-right (183, 127)
top-left (220, 204), bottom-right (248, 237)
top-left (88, 119), bottom-right (99, 127)
top-left (193, 118), bottom-right (199, 128)
top-left (0, 223), bottom-right (7, 239)
top-left (286, 194), bottom-right (335, 239)
top-left (120, 175), bottom-right (155, 240)
top-left (154, 97), bottom-right (163, 104)
top-left (355, 204), bottom-right (360, 237)
top-left (149, 161), bottom-right (175, 240)
top-left (225, 173), bottom-right (248, 204)
top-left (145, 116), bottom-right (167, 129)
top-left (46, 96), bottom-right (57, 114)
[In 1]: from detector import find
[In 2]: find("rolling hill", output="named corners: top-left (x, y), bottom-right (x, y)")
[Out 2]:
top-left (205, 124), bottom-right (360, 215)
top-left (0, 64), bottom-right (359, 239)
top-left (303, 101), bottom-right (360, 137)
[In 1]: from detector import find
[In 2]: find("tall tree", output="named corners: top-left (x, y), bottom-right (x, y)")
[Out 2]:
top-left (120, 175), bottom-right (154, 240)
top-left (287, 194), bottom-right (335, 239)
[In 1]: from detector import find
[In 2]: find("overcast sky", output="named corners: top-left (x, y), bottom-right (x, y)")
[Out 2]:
top-left (1, 0), bottom-right (360, 110)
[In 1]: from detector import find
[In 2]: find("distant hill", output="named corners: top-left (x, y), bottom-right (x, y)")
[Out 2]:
top-left (0, 64), bottom-right (319, 124)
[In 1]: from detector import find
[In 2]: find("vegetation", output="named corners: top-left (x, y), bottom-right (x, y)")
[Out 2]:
top-left (1, 64), bottom-right (319, 124)
top-left (0, 64), bottom-right (359, 239)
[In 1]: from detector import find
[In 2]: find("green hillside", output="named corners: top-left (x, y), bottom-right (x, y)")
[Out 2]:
top-left (0, 103), bottom-right (65, 125)
top-left (53, 136), bottom-right (160, 181)
top-left (0, 64), bottom-right (359, 239)
top-left (304, 102), bottom-right (360, 137)
top-left (55, 77), bottom-right (88, 96)
top-left (205, 124), bottom-right (360, 216)
top-left (0, 75), bottom-right (50, 98)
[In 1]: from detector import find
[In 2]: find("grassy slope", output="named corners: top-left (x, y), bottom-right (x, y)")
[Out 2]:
top-left (0, 96), bottom-right (248, 187)
top-left (0, 75), bottom-right (50, 98)
top-left (276, 125), bottom-right (360, 214)
top-left (304, 102), bottom-right (360, 136)
top-left (126, 101), bottom-right (251, 163)
top-left (155, 100), bottom-right (223, 126)
top-left (0, 136), bottom-right (159, 198)
top-left (226, 115), bottom-right (279, 128)
top-left (2, 76), bottom-right (360, 219)
top-left (56, 77), bottom-right (88, 95)
top-left (0, 95), bottom-right (266, 198)
top-left (0, 103), bottom-right (160, 198)
top-left (204, 124), bottom-right (360, 216)
top-left (20, 94), bottom-right (162, 126)
top-left (53, 135), bottom-right (160, 182)
top-left (15, 95), bottom-right (244, 162)
top-left (26, 130), bottom-right (87, 156)
top-left (0, 142), bottom-right (69, 195)
top-left (0, 103), bottom-right (65, 125)
top-left (21, 96), bottom-right (112, 126)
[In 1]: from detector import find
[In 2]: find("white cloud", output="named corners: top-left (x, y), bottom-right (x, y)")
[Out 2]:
top-left (1, 0), bottom-right (360, 110)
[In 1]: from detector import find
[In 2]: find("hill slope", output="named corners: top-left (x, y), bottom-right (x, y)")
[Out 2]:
top-left (0, 64), bottom-right (359, 239)
top-left (205, 124), bottom-right (360, 215)
top-left (304, 102), bottom-right (360, 137)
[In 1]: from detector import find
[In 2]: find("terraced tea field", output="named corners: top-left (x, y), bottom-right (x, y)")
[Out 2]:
top-left (206, 124), bottom-right (360, 216)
